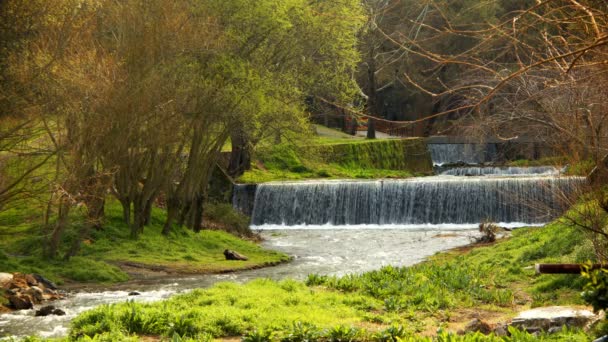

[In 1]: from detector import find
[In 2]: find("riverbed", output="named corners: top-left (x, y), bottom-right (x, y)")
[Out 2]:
top-left (0, 227), bottom-right (480, 339)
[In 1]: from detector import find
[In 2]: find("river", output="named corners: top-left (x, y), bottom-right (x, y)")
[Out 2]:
top-left (0, 227), bottom-right (484, 339)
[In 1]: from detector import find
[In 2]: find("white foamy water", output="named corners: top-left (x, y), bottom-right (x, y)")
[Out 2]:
top-left (252, 222), bottom-right (543, 230)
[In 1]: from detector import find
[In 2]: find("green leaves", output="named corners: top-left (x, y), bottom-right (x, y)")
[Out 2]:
top-left (581, 263), bottom-right (608, 313)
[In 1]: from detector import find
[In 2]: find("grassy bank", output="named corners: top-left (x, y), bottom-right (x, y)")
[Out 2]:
top-left (0, 201), bottom-right (289, 284)
top-left (239, 137), bottom-right (433, 183)
top-left (58, 219), bottom-right (600, 341)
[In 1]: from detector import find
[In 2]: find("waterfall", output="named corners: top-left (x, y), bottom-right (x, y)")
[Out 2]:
top-left (440, 166), bottom-right (560, 176)
top-left (428, 143), bottom-right (497, 166)
top-left (249, 176), bottom-right (583, 227)
top-left (232, 184), bottom-right (258, 216)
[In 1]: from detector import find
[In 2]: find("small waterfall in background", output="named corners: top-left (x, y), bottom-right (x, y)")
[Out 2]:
top-left (427, 143), bottom-right (498, 166)
top-left (249, 177), bottom-right (583, 227)
top-left (440, 166), bottom-right (560, 176)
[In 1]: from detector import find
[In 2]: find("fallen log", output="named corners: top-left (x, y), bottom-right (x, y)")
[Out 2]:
top-left (535, 263), bottom-right (608, 274)
top-left (224, 249), bottom-right (248, 261)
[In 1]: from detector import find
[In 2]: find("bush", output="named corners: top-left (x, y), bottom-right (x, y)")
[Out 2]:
top-left (204, 202), bottom-right (253, 238)
top-left (581, 265), bottom-right (608, 313)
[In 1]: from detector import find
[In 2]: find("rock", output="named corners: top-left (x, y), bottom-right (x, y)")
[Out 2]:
top-left (462, 318), bottom-right (492, 335)
top-left (24, 274), bottom-right (38, 286)
top-left (52, 308), bottom-right (66, 316)
top-left (42, 288), bottom-right (62, 301)
top-left (0, 273), bottom-right (13, 287)
top-left (8, 277), bottom-right (28, 290)
top-left (493, 323), bottom-right (509, 337)
top-left (511, 306), bottom-right (597, 333)
top-left (35, 305), bottom-right (66, 317)
top-left (128, 291), bottom-right (141, 296)
top-left (35, 305), bottom-right (56, 316)
top-left (26, 286), bottom-right (44, 303)
top-left (223, 249), bottom-right (248, 261)
top-left (32, 274), bottom-right (57, 290)
top-left (548, 326), bottom-right (562, 334)
top-left (8, 294), bottom-right (33, 310)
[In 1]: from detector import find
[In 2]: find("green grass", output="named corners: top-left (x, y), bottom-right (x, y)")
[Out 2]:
top-left (60, 218), bottom-right (600, 341)
top-left (0, 200), bottom-right (289, 284)
top-left (239, 138), bottom-right (433, 183)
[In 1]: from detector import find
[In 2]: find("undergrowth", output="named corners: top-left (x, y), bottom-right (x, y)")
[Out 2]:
top-left (0, 200), bottom-right (288, 284)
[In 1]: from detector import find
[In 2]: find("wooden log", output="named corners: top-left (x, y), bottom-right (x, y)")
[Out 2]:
top-left (223, 249), bottom-right (248, 261)
top-left (535, 263), bottom-right (608, 274)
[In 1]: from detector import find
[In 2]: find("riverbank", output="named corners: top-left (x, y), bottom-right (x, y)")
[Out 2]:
top-left (62, 219), bottom-right (603, 341)
top-left (237, 132), bottom-right (433, 183)
top-left (0, 201), bottom-right (290, 287)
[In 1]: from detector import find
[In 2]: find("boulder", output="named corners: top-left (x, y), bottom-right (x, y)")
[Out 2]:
top-left (35, 305), bottom-right (56, 316)
top-left (26, 286), bottom-right (44, 303)
top-left (8, 277), bottom-right (28, 290)
top-left (35, 305), bottom-right (66, 317)
top-left (8, 294), bottom-right (33, 310)
top-left (42, 288), bottom-right (62, 301)
top-left (511, 306), bottom-right (597, 333)
top-left (460, 318), bottom-right (492, 335)
top-left (0, 273), bottom-right (13, 287)
top-left (128, 291), bottom-right (141, 296)
top-left (32, 274), bottom-right (57, 290)
top-left (492, 323), bottom-right (509, 337)
top-left (224, 249), bottom-right (248, 261)
top-left (53, 308), bottom-right (66, 316)
top-left (25, 274), bottom-right (38, 286)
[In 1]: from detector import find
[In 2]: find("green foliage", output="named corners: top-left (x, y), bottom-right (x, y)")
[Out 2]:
top-left (204, 202), bottom-right (252, 237)
top-left (581, 265), bottom-right (608, 313)
top-left (0, 200), bottom-right (288, 283)
top-left (372, 325), bottom-right (407, 341)
top-left (240, 138), bottom-right (432, 183)
top-left (66, 220), bottom-right (593, 340)
top-left (70, 279), bottom-right (365, 339)
top-left (243, 329), bottom-right (275, 342)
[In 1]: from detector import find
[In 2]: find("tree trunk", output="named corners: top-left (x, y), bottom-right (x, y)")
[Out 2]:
top-left (131, 199), bottom-right (144, 238)
top-left (120, 199), bottom-right (131, 225)
top-left (48, 198), bottom-right (70, 259)
top-left (192, 195), bottom-right (204, 233)
top-left (366, 118), bottom-right (376, 139)
top-left (366, 46), bottom-right (378, 139)
top-left (177, 199), bottom-right (191, 227)
top-left (143, 197), bottom-right (153, 226)
top-left (162, 204), bottom-right (178, 236)
top-left (227, 128), bottom-right (251, 178)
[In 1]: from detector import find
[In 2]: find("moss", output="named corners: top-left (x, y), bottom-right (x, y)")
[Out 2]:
top-left (239, 138), bottom-right (433, 183)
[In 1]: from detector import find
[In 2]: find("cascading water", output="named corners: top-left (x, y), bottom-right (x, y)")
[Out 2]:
top-left (250, 176), bottom-right (583, 227)
top-left (232, 184), bottom-right (257, 216)
top-left (428, 143), bottom-right (497, 166)
top-left (440, 166), bottom-right (560, 176)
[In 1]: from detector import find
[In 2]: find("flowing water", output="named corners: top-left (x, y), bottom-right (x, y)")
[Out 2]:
top-left (0, 228), bottom-right (476, 339)
top-left (427, 143), bottom-right (498, 166)
top-left (250, 176), bottom-right (583, 226)
top-left (1, 156), bottom-right (583, 338)
top-left (439, 166), bottom-right (560, 176)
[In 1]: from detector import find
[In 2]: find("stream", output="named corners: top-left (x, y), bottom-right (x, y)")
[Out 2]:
top-left (0, 227), bottom-right (484, 339)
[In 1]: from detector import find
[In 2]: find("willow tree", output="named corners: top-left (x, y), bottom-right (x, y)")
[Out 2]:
top-left (161, 0), bottom-right (364, 233)
top-left (214, 0), bottom-right (364, 178)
